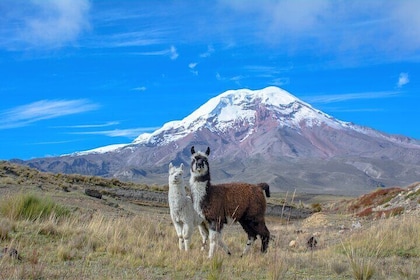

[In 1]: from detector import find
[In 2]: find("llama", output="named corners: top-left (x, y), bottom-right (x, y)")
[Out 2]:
top-left (189, 146), bottom-right (271, 258)
top-left (168, 162), bottom-right (209, 251)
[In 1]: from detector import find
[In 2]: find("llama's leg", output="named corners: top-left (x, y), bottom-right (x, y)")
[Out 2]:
top-left (256, 222), bottom-right (270, 253)
top-left (173, 221), bottom-right (184, 250)
top-left (198, 222), bottom-right (209, 251)
top-left (208, 229), bottom-right (231, 258)
top-left (241, 236), bottom-right (256, 256)
top-left (239, 220), bottom-right (257, 257)
top-left (217, 235), bottom-right (231, 255)
top-left (208, 229), bottom-right (218, 258)
top-left (182, 223), bottom-right (193, 251)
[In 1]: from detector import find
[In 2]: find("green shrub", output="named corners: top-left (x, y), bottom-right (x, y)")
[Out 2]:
top-left (311, 203), bottom-right (322, 212)
top-left (0, 193), bottom-right (70, 221)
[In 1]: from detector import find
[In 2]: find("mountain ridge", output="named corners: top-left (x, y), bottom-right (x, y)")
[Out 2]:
top-left (16, 86), bottom-right (420, 195)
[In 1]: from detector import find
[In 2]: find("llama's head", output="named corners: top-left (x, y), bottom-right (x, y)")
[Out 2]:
top-left (168, 162), bottom-right (184, 185)
top-left (190, 146), bottom-right (210, 176)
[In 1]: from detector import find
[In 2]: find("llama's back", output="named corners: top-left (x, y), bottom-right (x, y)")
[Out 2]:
top-left (204, 182), bottom-right (267, 221)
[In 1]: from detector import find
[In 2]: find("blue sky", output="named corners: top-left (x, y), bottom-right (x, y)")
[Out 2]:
top-left (1, 0), bottom-right (419, 160)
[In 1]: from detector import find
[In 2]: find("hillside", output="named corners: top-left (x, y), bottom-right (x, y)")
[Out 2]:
top-left (0, 161), bottom-right (311, 219)
top-left (0, 162), bottom-right (419, 279)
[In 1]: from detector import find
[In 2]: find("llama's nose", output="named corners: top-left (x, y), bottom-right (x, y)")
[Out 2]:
top-left (197, 160), bottom-right (205, 169)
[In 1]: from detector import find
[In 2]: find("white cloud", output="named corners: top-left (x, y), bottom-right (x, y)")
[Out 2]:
top-left (135, 46), bottom-right (178, 60)
top-left (31, 139), bottom-right (78, 145)
top-left (200, 45), bottom-right (215, 58)
top-left (219, 1), bottom-right (420, 64)
top-left (397, 73), bottom-right (409, 88)
top-left (132, 86), bottom-right (147, 92)
top-left (55, 121), bottom-right (120, 129)
top-left (127, 46), bottom-right (179, 60)
top-left (104, 30), bottom-right (169, 48)
top-left (188, 62), bottom-right (198, 75)
top-left (0, 99), bottom-right (99, 129)
top-left (230, 75), bottom-right (246, 82)
top-left (304, 91), bottom-right (400, 104)
top-left (1, 0), bottom-right (91, 49)
top-left (271, 77), bottom-right (290, 86)
top-left (72, 127), bottom-right (159, 138)
top-left (170, 45), bottom-right (179, 60)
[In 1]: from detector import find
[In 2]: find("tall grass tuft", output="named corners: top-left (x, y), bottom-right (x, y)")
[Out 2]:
top-left (0, 193), bottom-right (70, 221)
top-left (341, 240), bottom-right (382, 280)
top-left (0, 218), bottom-right (14, 240)
top-left (207, 255), bottom-right (224, 280)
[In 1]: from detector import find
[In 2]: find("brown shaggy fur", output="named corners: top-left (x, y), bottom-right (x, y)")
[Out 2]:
top-left (189, 146), bottom-right (270, 257)
top-left (201, 182), bottom-right (269, 231)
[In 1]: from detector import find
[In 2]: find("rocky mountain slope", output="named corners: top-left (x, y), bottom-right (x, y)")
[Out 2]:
top-left (14, 87), bottom-right (420, 195)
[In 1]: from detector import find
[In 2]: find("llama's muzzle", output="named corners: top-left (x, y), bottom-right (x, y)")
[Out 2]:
top-left (196, 158), bottom-right (206, 170)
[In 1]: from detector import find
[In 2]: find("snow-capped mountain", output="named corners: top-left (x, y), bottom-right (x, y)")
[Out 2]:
top-left (19, 87), bottom-right (420, 195)
top-left (133, 86), bottom-right (348, 146)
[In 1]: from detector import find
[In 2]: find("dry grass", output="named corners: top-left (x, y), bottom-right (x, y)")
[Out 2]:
top-left (0, 162), bottom-right (419, 279)
top-left (0, 194), bottom-right (419, 279)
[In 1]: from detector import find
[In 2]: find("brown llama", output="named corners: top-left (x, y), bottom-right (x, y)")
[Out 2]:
top-left (189, 146), bottom-right (271, 258)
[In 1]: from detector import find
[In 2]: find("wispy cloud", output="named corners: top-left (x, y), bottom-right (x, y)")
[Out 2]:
top-left (325, 107), bottom-right (385, 113)
top-left (129, 45), bottom-right (179, 60)
top-left (271, 77), bottom-right (290, 86)
top-left (189, 62), bottom-right (198, 76)
top-left (0, 0), bottom-right (90, 49)
top-left (71, 127), bottom-right (159, 138)
top-left (0, 99), bottom-right (99, 129)
top-left (30, 139), bottom-right (79, 146)
top-left (103, 30), bottom-right (169, 48)
top-left (244, 65), bottom-right (280, 74)
top-left (219, 1), bottom-right (420, 64)
top-left (304, 91), bottom-right (401, 104)
top-left (132, 86), bottom-right (147, 92)
top-left (55, 121), bottom-right (119, 129)
top-left (397, 72), bottom-right (409, 88)
top-left (169, 45), bottom-right (179, 60)
top-left (199, 45), bottom-right (215, 58)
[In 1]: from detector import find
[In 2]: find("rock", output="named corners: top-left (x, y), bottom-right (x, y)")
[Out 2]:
top-left (85, 189), bottom-right (102, 199)
top-left (1, 247), bottom-right (21, 260)
top-left (307, 236), bottom-right (318, 250)
top-left (352, 221), bottom-right (362, 229)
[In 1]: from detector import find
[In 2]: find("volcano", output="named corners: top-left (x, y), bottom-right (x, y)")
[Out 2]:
top-left (18, 87), bottom-right (420, 195)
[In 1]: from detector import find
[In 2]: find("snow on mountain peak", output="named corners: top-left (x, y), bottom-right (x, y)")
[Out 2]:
top-left (185, 86), bottom-right (300, 122)
top-left (133, 86), bottom-right (334, 146)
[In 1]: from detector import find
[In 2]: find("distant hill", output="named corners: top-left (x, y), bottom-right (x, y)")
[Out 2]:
top-left (15, 87), bottom-right (420, 195)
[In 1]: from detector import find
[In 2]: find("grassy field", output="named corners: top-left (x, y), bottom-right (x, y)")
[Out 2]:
top-left (0, 162), bottom-right (419, 279)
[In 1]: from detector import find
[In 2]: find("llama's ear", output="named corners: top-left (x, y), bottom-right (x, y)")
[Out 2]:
top-left (205, 147), bottom-right (210, 156)
top-left (169, 162), bottom-right (173, 169)
top-left (191, 146), bottom-right (195, 155)
top-left (180, 163), bottom-right (184, 170)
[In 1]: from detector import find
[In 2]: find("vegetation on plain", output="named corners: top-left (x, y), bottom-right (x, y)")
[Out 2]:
top-left (0, 162), bottom-right (419, 279)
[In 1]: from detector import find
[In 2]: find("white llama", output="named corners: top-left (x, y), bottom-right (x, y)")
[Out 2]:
top-left (168, 162), bottom-right (209, 251)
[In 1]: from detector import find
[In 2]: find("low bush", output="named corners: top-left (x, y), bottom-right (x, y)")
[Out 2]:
top-left (0, 193), bottom-right (70, 221)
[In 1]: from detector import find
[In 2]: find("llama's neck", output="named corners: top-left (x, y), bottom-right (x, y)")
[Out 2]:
top-left (189, 173), bottom-right (209, 219)
top-left (168, 180), bottom-right (187, 198)
top-left (168, 178), bottom-right (188, 211)
top-left (169, 182), bottom-right (186, 196)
